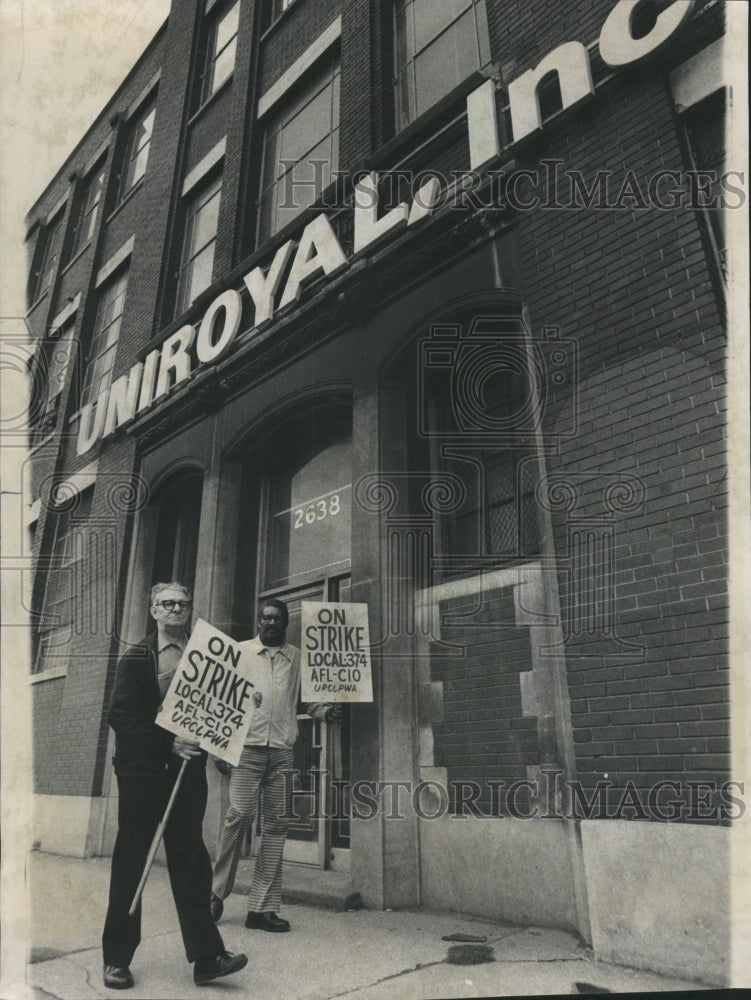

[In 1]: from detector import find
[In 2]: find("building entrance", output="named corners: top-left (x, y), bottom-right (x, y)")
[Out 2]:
top-left (256, 416), bottom-right (352, 869)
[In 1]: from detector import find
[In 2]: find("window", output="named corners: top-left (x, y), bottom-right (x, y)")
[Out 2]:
top-left (258, 53), bottom-right (340, 242)
top-left (264, 427), bottom-right (352, 589)
top-left (30, 322), bottom-right (76, 444)
top-left (72, 165), bottom-right (106, 254)
top-left (120, 102), bottom-right (156, 197)
top-left (416, 312), bottom-right (542, 577)
top-left (176, 175), bottom-right (222, 313)
top-left (263, 0), bottom-right (296, 30)
top-left (151, 472), bottom-right (204, 600)
top-left (34, 489), bottom-right (92, 673)
top-left (201, 1), bottom-right (240, 104)
top-left (433, 447), bottom-right (540, 565)
top-left (81, 269), bottom-right (128, 406)
top-left (30, 213), bottom-right (64, 303)
top-left (393, 0), bottom-right (490, 129)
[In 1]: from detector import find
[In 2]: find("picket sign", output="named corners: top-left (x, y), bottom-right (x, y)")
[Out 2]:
top-left (300, 602), bottom-right (373, 702)
top-left (130, 620), bottom-right (256, 915)
top-left (155, 618), bottom-right (257, 765)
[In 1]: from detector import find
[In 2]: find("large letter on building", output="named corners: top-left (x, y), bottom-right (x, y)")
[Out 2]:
top-left (154, 324), bottom-right (195, 400)
top-left (243, 240), bottom-right (296, 327)
top-left (77, 393), bottom-right (109, 455)
top-left (103, 362), bottom-right (144, 438)
top-left (599, 0), bottom-right (696, 68)
top-left (278, 214), bottom-right (348, 309)
top-left (137, 349), bottom-right (161, 414)
top-left (196, 290), bottom-right (242, 364)
top-left (467, 80), bottom-right (502, 171)
top-left (508, 41), bottom-right (595, 145)
top-left (353, 173), bottom-right (408, 254)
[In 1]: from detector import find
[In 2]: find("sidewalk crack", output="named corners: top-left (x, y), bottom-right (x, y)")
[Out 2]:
top-left (327, 958), bottom-right (448, 997)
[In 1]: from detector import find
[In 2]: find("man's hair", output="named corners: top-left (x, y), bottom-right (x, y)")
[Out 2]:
top-left (150, 581), bottom-right (192, 605)
top-left (258, 596), bottom-right (289, 626)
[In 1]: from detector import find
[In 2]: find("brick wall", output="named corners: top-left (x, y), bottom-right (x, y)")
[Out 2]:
top-left (32, 678), bottom-right (66, 796)
top-left (512, 32), bottom-right (729, 809)
top-left (432, 589), bottom-right (540, 815)
top-left (339, 0), bottom-right (375, 170)
top-left (31, 438), bottom-right (141, 798)
top-left (260, 0), bottom-right (341, 88)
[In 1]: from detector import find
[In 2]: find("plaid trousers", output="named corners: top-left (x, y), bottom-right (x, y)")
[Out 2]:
top-left (212, 745), bottom-right (294, 913)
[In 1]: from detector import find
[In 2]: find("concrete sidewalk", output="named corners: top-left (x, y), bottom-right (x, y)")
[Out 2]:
top-left (22, 852), bottom-right (708, 1000)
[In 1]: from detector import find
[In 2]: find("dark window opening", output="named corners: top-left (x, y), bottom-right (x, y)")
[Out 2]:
top-left (176, 173), bottom-right (222, 313)
top-left (81, 268), bottom-right (129, 407)
top-left (30, 321), bottom-right (76, 445)
top-left (30, 213), bottom-right (64, 305)
top-left (71, 164), bottom-right (106, 256)
top-left (120, 101), bottom-right (156, 198)
top-left (199, 1), bottom-right (240, 106)
top-left (33, 489), bottom-right (93, 673)
top-left (403, 308), bottom-right (544, 580)
top-left (152, 472), bottom-right (204, 600)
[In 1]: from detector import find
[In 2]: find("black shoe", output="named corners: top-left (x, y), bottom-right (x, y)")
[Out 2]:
top-left (210, 894), bottom-right (223, 922)
top-left (103, 965), bottom-right (134, 990)
top-left (245, 910), bottom-right (290, 932)
top-left (194, 950), bottom-right (248, 986)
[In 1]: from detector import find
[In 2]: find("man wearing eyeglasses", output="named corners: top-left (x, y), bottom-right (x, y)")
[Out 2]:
top-left (102, 582), bottom-right (247, 990)
top-left (209, 597), bottom-right (340, 933)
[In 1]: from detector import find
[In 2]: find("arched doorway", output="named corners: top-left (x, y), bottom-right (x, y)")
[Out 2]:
top-left (100, 466), bottom-right (204, 855)
top-left (237, 398), bottom-right (353, 868)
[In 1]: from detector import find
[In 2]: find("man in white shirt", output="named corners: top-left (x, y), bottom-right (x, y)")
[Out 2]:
top-left (210, 597), bottom-right (339, 932)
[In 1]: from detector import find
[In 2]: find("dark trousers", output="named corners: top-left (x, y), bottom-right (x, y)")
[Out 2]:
top-left (102, 762), bottom-right (224, 966)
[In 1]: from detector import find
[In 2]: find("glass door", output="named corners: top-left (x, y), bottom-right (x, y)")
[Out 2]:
top-left (257, 415), bottom-right (352, 867)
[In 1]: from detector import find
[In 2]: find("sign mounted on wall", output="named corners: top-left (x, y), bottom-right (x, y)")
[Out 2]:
top-left (300, 602), bottom-right (373, 702)
top-left (155, 618), bottom-right (256, 764)
top-left (75, 0), bottom-right (700, 457)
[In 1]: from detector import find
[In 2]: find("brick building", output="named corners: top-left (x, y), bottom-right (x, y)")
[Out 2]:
top-left (24, 0), bottom-right (735, 984)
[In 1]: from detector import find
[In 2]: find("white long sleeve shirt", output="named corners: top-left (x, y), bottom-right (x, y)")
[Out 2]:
top-left (241, 635), bottom-right (328, 749)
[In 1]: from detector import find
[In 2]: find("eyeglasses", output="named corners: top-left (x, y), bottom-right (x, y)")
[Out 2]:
top-left (156, 599), bottom-right (192, 610)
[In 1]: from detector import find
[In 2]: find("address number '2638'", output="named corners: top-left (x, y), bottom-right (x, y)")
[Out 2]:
top-left (293, 494), bottom-right (341, 529)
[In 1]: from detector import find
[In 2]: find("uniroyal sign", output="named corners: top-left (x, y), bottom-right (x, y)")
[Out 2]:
top-left (77, 0), bottom-right (696, 456)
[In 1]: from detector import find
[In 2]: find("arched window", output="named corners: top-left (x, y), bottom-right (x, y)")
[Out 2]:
top-left (151, 471), bottom-right (204, 595)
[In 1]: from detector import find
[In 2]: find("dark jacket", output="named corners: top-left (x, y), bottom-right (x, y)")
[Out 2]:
top-left (109, 632), bottom-right (180, 777)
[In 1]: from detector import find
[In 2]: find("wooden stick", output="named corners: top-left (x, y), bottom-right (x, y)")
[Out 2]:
top-left (128, 758), bottom-right (188, 916)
